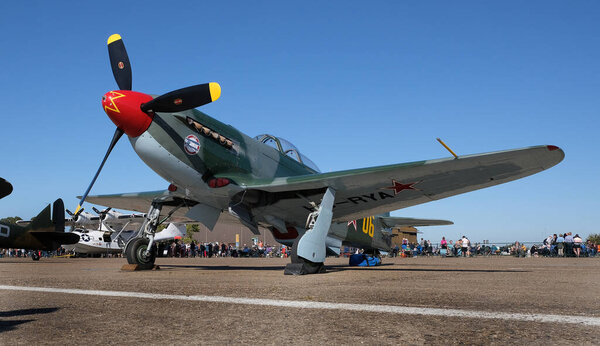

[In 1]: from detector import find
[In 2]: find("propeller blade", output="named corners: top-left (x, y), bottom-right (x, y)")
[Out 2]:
top-left (92, 207), bottom-right (102, 215)
top-left (74, 128), bottom-right (124, 216)
top-left (107, 34), bottom-right (132, 91)
top-left (140, 83), bottom-right (221, 113)
top-left (0, 177), bottom-right (13, 200)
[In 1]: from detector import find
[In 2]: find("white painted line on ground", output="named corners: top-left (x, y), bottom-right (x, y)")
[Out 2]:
top-left (1, 284), bottom-right (598, 326)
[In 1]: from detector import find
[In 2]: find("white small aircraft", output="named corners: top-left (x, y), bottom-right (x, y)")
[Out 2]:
top-left (58, 207), bottom-right (146, 256)
top-left (63, 222), bottom-right (186, 256)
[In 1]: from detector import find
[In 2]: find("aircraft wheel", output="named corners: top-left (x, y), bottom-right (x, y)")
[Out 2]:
top-left (31, 252), bottom-right (40, 261)
top-left (126, 237), bottom-right (156, 269)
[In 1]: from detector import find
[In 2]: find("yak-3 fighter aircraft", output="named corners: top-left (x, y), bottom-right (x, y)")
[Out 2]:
top-left (74, 34), bottom-right (564, 274)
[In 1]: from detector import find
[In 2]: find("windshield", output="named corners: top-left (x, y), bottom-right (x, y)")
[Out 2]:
top-left (254, 134), bottom-right (320, 172)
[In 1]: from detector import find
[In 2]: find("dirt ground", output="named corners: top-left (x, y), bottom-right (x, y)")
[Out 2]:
top-left (0, 256), bottom-right (598, 345)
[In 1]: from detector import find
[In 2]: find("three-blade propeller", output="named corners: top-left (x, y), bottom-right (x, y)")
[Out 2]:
top-left (73, 34), bottom-right (221, 217)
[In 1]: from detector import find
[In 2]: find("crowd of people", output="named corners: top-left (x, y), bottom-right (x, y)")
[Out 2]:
top-left (0, 248), bottom-right (29, 258)
top-left (1, 234), bottom-right (598, 260)
top-left (535, 233), bottom-right (596, 257)
top-left (387, 234), bottom-right (599, 258)
top-left (157, 240), bottom-right (290, 259)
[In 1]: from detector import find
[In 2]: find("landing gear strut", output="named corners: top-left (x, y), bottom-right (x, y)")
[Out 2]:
top-left (124, 201), bottom-right (162, 269)
top-left (284, 187), bottom-right (336, 275)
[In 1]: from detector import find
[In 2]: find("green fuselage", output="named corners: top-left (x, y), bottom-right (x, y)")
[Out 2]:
top-left (127, 109), bottom-right (390, 252)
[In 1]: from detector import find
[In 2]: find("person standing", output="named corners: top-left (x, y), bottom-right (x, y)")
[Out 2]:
top-left (556, 234), bottom-right (565, 257)
top-left (461, 236), bottom-right (470, 257)
top-left (440, 237), bottom-right (447, 257)
top-left (564, 232), bottom-right (574, 257)
top-left (190, 241), bottom-right (196, 257)
top-left (573, 234), bottom-right (583, 257)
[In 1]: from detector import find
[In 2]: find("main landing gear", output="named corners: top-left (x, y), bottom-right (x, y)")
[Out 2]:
top-left (124, 202), bottom-right (162, 270)
top-left (284, 187), bottom-right (336, 275)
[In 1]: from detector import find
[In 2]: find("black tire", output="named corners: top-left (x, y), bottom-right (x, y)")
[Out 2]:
top-left (125, 237), bottom-right (156, 269)
top-left (31, 252), bottom-right (40, 261)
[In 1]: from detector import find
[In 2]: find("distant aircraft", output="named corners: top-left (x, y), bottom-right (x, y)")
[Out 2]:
top-left (63, 207), bottom-right (146, 230)
top-left (63, 222), bottom-right (184, 257)
top-left (62, 227), bottom-right (129, 257)
top-left (72, 34), bottom-right (564, 273)
top-left (0, 178), bottom-right (79, 260)
top-left (58, 207), bottom-right (146, 256)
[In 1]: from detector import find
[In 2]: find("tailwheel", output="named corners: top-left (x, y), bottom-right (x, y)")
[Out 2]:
top-left (125, 237), bottom-right (156, 269)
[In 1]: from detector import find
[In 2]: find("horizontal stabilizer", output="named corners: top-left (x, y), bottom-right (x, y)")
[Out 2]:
top-left (29, 231), bottom-right (80, 246)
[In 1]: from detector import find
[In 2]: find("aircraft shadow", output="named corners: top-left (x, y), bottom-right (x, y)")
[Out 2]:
top-left (0, 319), bottom-right (34, 333)
top-left (159, 264), bottom-right (286, 271)
top-left (0, 307), bottom-right (60, 333)
top-left (326, 265), bottom-right (528, 273)
top-left (159, 263), bottom-right (527, 273)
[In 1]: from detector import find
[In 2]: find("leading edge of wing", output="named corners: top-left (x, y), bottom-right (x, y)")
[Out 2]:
top-left (82, 190), bottom-right (171, 214)
top-left (242, 145), bottom-right (564, 193)
top-left (82, 190), bottom-right (246, 227)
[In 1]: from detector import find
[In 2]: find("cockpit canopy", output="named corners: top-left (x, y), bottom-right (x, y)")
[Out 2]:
top-left (254, 134), bottom-right (320, 172)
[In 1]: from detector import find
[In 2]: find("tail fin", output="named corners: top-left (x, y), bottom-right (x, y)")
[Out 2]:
top-left (27, 198), bottom-right (66, 232)
top-left (52, 199), bottom-right (65, 232)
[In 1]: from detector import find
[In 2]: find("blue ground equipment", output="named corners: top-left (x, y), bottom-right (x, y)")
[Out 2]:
top-left (349, 254), bottom-right (381, 267)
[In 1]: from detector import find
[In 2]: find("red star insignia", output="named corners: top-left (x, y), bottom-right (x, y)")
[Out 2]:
top-left (383, 180), bottom-right (420, 195)
top-left (347, 220), bottom-right (357, 231)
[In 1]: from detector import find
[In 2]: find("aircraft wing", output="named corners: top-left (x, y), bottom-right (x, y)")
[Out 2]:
top-left (85, 190), bottom-right (192, 221)
top-left (85, 145), bottom-right (563, 231)
top-left (243, 145), bottom-right (564, 224)
top-left (379, 217), bottom-right (453, 228)
top-left (84, 190), bottom-right (244, 226)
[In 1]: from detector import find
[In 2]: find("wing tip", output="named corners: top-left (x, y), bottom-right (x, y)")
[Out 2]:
top-left (544, 144), bottom-right (565, 166)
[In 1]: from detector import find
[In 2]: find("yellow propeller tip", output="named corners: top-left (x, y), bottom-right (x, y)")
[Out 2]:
top-left (74, 205), bottom-right (82, 214)
top-left (107, 34), bottom-right (122, 45)
top-left (209, 82), bottom-right (221, 102)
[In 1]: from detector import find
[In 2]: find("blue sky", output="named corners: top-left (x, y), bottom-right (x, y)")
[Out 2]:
top-left (0, 1), bottom-right (598, 243)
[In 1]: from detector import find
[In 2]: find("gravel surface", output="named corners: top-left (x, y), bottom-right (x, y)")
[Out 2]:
top-left (0, 256), bottom-right (598, 345)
